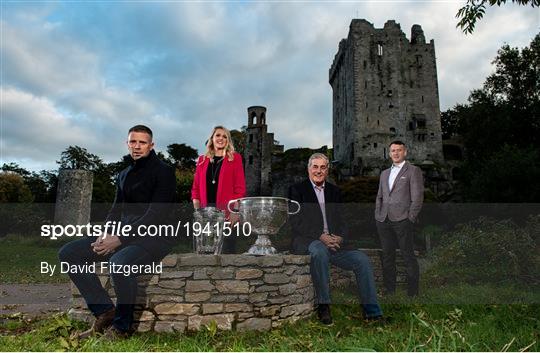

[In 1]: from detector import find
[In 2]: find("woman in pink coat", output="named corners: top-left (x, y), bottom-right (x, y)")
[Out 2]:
top-left (191, 126), bottom-right (246, 253)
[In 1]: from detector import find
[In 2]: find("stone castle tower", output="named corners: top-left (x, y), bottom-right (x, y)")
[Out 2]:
top-left (329, 19), bottom-right (444, 176)
top-left (244, 106), bottom-right (274, 196)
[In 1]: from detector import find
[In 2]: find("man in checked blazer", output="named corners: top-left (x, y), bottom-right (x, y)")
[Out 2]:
top-left (375, 140), bottom-right (424, 297)
top-left (289, 153), bottom-right (383, 325)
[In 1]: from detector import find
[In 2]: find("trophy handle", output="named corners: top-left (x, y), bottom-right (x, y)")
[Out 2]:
top-left (288, 200), bottom-right (301, 215)
top-left (227, 199), bottom-right (240, 214)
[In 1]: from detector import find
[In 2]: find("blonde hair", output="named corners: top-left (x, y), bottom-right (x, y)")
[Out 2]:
top-left (204, 126), bottom-right (236, 162)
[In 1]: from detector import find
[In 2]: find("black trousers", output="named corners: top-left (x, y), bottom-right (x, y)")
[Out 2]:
top-left (376, 218), bottom-right (419, 296)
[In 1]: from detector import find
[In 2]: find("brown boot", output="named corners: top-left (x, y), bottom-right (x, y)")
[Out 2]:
top-left (78, 307), bottom-right (115, 339)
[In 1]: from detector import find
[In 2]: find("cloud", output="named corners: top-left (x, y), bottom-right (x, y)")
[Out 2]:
top-left (1, 2), bottom-right (538, 171)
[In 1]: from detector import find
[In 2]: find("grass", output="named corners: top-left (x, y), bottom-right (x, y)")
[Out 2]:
top-left (1, 235), bottom-right (539, 351)
top-left (0, 235), bottom-right (69, 284)
top-left (1, 287), bottom-right (539, 351)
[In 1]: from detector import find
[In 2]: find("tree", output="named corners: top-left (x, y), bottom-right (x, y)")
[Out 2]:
top-left (0, 172), bottom-right (33, 203)
top-left (57, 145), bottom-right (103, 170)
top-left (230, 127), bottom-right (247, 157)
top-left (457, 0), bottom-right (540, 34)
top-left (167, 143), bottom-right (198, 169)
top-left (441, 34), bottom-right (540, 201)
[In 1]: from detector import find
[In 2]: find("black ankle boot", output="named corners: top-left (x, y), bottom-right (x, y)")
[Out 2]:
top-left (317, 304), bottom-right (332, 325)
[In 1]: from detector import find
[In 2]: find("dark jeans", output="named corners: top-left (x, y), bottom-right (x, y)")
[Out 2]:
top-left (308, 240), bottom-right (383, 318)
top-left (58, 237), bottom-right (160, 332)
top-left (376, 218), bottom-right (419, 296)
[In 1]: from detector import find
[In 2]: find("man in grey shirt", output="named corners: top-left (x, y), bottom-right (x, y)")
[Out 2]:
top-left (375, 140), bottom-right (424, 297)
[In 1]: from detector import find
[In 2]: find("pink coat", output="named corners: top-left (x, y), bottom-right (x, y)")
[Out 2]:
top-left (191, 152), bottom-right (246, 212)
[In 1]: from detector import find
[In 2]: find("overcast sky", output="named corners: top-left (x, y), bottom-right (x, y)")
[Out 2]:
top-left (1, 1), bottom-right (538, 171)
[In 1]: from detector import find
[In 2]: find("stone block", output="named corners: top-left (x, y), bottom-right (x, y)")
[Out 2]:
top-left (237, 312), bottom-right (255, 320)
top-left (149, 294), bottom-right (184, 304)
top-left (145, 287), bottom-right (181, 295)
top-left (215, 280), bottom-right (250, 294)
top-left (186, 280), bottom-right (214, 292)
top-left (260, 256), bottom-right (283, 267)
top-left (161, 254), bottom-right (178, 267)
top-left (280, 303), bottom-right (312, 318)
top-left (259, 305), bottom-right (280, 317)
top-left (154, 303), bottom-right (200, 315)
top-left (135, 310), bottom-right (155, 321)
top-left (235, 269), bottom-right (263, 280)
top-left (264, 274), bottom-right (289, 284)
top-left (180, 254), bottom-right (218, 266)
top-left (255, 285), bottom-right (279, 292)
top-left (158, 279), bottom-right (186, 289)
top-left (220, 255), bottom-right (260, 266)
top-left (160, 271), bottom-right (193, 279)
top-left (283, 255), bottom-right (310, 265)
top-left (209, 268), bottom-right (235, 279)
top-left (202, 303), bottom-right (224, 314)
top-left (278, 283), bottom-right (297, 296)
top-left (135, 321), bottom-right (153, 332)
top-left (236, 318), bottom-right (272, 332)
top-left (248, 292), bottom-right (268, 303)
top-left (296, 275), bottom-right (312, 288)
top-left (185, 292), bottom-right (212, 302)
top-left (193, 269), bottom-right (208, 280)
top-left (188, 314), bottom-right (234, 331)
top-left (224, 303), bottom-right (252, 312)
top-left (154, 321), bottom-right (186, 333)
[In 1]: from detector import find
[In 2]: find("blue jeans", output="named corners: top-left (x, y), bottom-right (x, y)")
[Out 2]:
top-left (308, 240), bottom-right (383, 318)
top-left (58, 237), bottom-right (156, 332)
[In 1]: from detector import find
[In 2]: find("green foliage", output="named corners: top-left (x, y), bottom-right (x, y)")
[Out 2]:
top-left (167, 143), bottom-right (198, 169)
top-left (442, 34), bottom-right (540, 201)
top-left (456, 0), bottom-right (540, 34)
top-left (425, 217), bottom-right (540, 285)
top-left (57, 146), bottom-right (103, 171)
top-left (230, 128), bottom-right (246, 157)
top-left (0, 172), bottom-right (33, 203)
top-left (176, 169), bottom-right (195, 202)
top-left (1, 301), bottom-right (538, 351)
top-left (0, 235), bottom-right (69, 283)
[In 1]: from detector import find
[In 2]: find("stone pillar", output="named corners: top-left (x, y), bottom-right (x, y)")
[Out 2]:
top-left (54, 169), bottom-right (93, 225)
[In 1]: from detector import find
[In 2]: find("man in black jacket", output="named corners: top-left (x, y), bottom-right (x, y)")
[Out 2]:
top-left (288, 153), bottom-right (382, 325)
top-left (58, 125), bottom-right (176, 338)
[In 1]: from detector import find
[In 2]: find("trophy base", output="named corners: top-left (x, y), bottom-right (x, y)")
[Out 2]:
top-left (245, 235), bottom-right (277, 255)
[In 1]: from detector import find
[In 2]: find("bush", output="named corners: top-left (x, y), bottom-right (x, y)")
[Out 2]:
top-left (425, 217), bottom-right (540, 285)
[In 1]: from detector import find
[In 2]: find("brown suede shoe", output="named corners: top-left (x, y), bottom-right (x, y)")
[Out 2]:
top-left (78, 307), bottom-right (115, 339)
top-left (101, 326), bottom-right (131, 340)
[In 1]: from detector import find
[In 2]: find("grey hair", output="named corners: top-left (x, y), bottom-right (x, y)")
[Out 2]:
top-left (308, 153), bottom-right (329, 168)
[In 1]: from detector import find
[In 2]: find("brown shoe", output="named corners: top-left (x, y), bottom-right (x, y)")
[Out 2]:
top-left (78, 307), bottom-right (115, 339)
top-left (101, 325), bottom-right (131, 340)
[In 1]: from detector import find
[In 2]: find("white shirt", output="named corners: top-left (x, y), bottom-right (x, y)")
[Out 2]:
top-left (310, 180), bottom-right (329, 233)
top-left (388, 160), bottom-right (406, 191)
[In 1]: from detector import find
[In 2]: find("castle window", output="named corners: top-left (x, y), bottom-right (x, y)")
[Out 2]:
top-left (383, 147), bottom-right (387, 158)
top-left (421, 95), bottom-right (424, 103)
top-left (387, 90), bottom-right (393, 97)
top-left (377, 43), bottom-right (383, 56)
top-left (363, 60), bottom-right (367, 69)
top-left (389, 127), bottom-right (396, 134)
top-left (377, 120), bottom-right (380, 126)
top-left (365, 81), bottom-right (367, 89)
top-left (410, 80), bottom-right (414, 88)
top-left (416, 55), bottom-right (423, 67)
top-left (374, 143), bottom-right (378, 148)
top-left (378, 106), bottom-right (381, 112)
top-left (365, 102), bottom-right (368, 108)
top-left (417, 119), bottom-right (426, 129)
top-left (249, 155), bottom-right (253, 165)
top-left (249, 134), bottom-right (253, 143)
top-left (409, 121), bottom-right (415, 130)
top-left (366, 117), bottom-right (369, 123)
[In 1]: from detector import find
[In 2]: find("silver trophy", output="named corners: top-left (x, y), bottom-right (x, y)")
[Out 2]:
top-left (192, 207), bottom-right (225, 255)
top-left (227, 197), bottom-right (301, 255)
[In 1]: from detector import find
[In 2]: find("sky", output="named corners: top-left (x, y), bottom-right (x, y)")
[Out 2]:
top-left (1, 1), bottom-right (538, 171)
